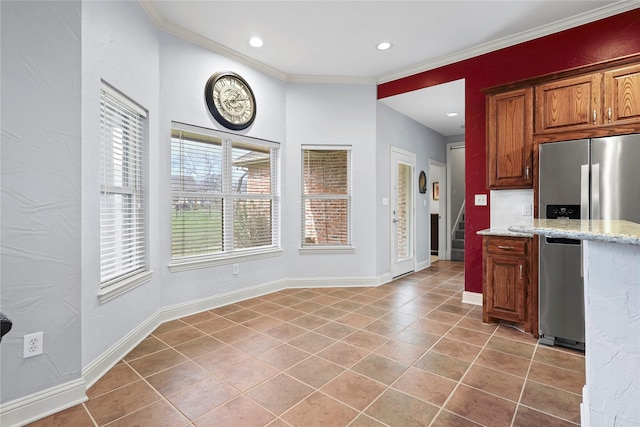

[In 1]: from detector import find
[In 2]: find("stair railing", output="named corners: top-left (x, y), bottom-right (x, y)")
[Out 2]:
top-left (451, 201), bottom-right (466, 241)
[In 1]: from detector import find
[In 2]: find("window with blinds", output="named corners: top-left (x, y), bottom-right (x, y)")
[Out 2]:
top-left (302, 146), bottom-right (351, 246)
top-left (171, 123), bottom-right (279, 261)
top-left (100, 83), bottom-right (147, 287)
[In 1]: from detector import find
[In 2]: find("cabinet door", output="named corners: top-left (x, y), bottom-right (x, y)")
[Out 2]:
top-left (485, 254), bottom-right (527, 323)
top-left (535, 74), bottom-right (602, 133)
top-left (604, 64), bottom-right (640, 125)
top-left (487, 88), bottom-right (533, 189)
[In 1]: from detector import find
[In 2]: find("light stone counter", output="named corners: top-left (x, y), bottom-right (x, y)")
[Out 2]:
top-left (508, 219), bottom-right (640, 245)
top-left (509, 218), bottom-right (640, 426)
top-left (477, 228), bottom-right (533, 238)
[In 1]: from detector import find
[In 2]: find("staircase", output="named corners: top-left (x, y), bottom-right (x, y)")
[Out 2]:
top-left (451, 212), bottom-right (465, 261)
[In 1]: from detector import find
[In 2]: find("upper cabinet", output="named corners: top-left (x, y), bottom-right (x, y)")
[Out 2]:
top-left (535, 63), bottom-right (640, 136)
top-left (487, 88), bottom-right (534, 189)
top-left (535, 74), bottom-right (602, 133)
top-left (604, 63), bottom-right (640, 126)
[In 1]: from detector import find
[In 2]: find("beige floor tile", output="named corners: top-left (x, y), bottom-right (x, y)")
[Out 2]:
top-left (321, 371), bottom-right (386, 410)
top-left (445, 384), bottom-right (516, 427)
top-left (281, 392), bottom-right (358, 427)
top-left (365, 389), bottom-right (439, 426)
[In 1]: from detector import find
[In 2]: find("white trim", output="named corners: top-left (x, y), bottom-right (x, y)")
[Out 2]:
top-left (299, 246), bottom-right (355, 255)
top-left (462, 291), bottom-right (483, 306)
top-left (161, 279), bottom-right (287, 323)
top-left (99, 270), bottom-right (153, 304)
top-left (83, 312), bottom-right (162, 388)
top-left (390, 146), bottom-right (417, 278)
top-left (168, 249), bottom-right (283, 272)
top-left (377, 2), bottom-right (639, 84)
top-left (0, 379), bottom-right (87, 427)
top-left (139, 1), bottom-right (636, 85)
top-left (6, 270), bottom-right (430, 426)
top-left (416, 258), bottom-right (431, 272)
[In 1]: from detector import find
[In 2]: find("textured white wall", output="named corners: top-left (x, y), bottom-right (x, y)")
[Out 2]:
top-left (1, 0), bottom-right (82, 402)
top-left (81, 0), bottom-right (162, 368)
top-left (583, 240), bottom-right (640, 426)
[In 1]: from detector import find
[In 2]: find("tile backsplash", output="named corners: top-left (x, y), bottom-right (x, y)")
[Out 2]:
top-left (490, 189), bottom-right (534, 229)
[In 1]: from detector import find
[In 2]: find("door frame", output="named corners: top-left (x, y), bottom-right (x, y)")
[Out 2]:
top-left (446, 141), bottom-right (465, 260)
top-left (390, 146), bottom-right (416, 278)
top-left (428, 159), bottom-right (447, 260)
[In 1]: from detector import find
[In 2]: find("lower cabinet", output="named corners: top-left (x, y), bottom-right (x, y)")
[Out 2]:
top-left (482, 235), bottom-right (537, 335)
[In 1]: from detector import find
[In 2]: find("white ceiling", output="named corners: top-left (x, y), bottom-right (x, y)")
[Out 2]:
top-left (142, 1), bottom-right (637, 136)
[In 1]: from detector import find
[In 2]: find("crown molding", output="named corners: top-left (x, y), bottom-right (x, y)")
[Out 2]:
top-left (377, 1), bottom-right (639, 84)
top-left (140, 1), bottom-right (638, 86)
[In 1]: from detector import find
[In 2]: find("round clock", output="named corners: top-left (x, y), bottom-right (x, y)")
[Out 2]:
top-left (205, 71), bottom-right (256, 130)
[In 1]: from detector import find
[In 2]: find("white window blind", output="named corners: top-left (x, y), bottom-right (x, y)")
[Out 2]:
top-left (302, 146), bottom-right (352, 246)
top-left (171, 124), bottom-right (279, 261)
top-left (100, 83), bottom-right (147, 286)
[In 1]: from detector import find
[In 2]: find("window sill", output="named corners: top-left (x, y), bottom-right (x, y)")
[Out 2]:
top-left (168, 248), bottom-right (283, 272)
top-left (98, 270), bottom-right (153, 304)
top-left (299, 246), bottom-right (355, 255)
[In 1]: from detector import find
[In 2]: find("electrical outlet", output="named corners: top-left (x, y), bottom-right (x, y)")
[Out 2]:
top-left (474, 194), bottom-right (488, 206)
top-left (232, 263), bottom-right (239, 275)
top-left (24, 332), bottom-right (43, 358)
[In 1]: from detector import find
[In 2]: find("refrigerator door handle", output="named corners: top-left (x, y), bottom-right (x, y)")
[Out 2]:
top-left (592, 163), bottom-right (600, 220)
top-left (581, 164), bottom-right (589, 220)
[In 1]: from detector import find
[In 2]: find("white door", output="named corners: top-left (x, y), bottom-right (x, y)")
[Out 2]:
top-left (390, 147), bottom-right (416, 278)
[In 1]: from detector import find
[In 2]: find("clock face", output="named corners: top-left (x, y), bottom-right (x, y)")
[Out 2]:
top-left (205, 72), bottom-right (256, 130)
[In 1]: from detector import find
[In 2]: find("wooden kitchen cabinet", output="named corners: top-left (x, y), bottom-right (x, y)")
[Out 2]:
top-left (535, 63), bottom-right (640, 134)
top-left (483, 236), bottom-right (530, 327)
top-left (535, 73), bottom-right (602, 133)
top-left (603, 63), bottom-right (640, 126)
top-left (486, 87), bottom-right (534, 189)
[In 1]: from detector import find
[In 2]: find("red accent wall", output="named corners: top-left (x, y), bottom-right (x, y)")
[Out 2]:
top-left (378, 9), bottom-right (640, 294)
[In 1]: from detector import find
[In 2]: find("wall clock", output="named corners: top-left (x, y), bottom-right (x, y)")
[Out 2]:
top-left (418, 171), bottom-right (427, 193)
top-left (205, 71), bottom-right (256, 130)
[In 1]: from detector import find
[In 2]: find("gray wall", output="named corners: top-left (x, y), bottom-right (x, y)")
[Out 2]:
top-left (375, 103), bottom-right (447, 277)
top-left (0, 0), bottom-right (441, 414)
top-left (1, 1), bottom-right (82, 402)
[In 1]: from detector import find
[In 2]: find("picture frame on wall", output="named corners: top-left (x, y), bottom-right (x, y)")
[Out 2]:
top-left (433, 182), bottom-right (440, 200)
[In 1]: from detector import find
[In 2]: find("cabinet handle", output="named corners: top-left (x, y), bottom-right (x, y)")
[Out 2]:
top-left (497, 245), bottom-right (513, 250)
top-left (525, 166), bottom-right (530, 180)
top-left (519, 264), bottom-right (523, 279)
top-left (608, 107), bottom-right (612, 122)
top-left (593, 109), bottom-right (597, 124)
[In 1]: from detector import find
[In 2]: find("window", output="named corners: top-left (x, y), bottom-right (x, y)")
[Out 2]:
top-left (171, 123), bottom-right (280, 266)
top-left (99, 83), bottom-right (150, 301)
top-left (302, 146), bottom-right (352, 248)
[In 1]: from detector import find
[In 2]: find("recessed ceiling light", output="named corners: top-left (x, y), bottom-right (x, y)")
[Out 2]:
top-left (446, 112), bottom-right (458, 117)
top-left (376, 42), bottom-right (392, 51)
top-left (249, 37), bottom-right (264, 48)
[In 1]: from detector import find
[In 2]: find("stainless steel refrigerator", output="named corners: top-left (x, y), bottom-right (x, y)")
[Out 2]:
top-left (538, 133), bottom-right (640, 350)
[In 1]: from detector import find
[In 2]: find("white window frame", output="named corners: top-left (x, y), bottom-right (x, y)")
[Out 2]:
top-left (300, 145), bottom-right (354, 254)
top-left (169, 122), bottom-right (281, 272)
top-left (99, 82), bottom-right (152, 303)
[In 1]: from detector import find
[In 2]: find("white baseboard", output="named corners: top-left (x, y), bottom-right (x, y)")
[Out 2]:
top-left (416, 259), bottom-right (430, 272)
top-left (462, 290), bottom-right (483, 306)
top-left (0, 379), bottom-right (87, 427)
top-left (1, 274), bottom-right (391, 427)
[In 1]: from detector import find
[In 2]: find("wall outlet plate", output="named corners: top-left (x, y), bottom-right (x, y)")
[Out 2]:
top-left (475, 194), bottom-right (488, 206)
top-left (24, 331), bottom-right (43, 358)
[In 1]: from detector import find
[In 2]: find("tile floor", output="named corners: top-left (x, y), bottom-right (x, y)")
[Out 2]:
top-left (29, 261), bottom-right (585, 427)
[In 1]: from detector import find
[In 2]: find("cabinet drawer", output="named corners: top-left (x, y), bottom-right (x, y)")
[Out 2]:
top-left (486, 237), bottom-right (527, 255)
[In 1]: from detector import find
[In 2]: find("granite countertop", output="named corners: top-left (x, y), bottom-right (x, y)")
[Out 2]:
top-left (508, 219), bottom-right (640, 246)
top-left (477, 228), bottom-right (534, 238)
